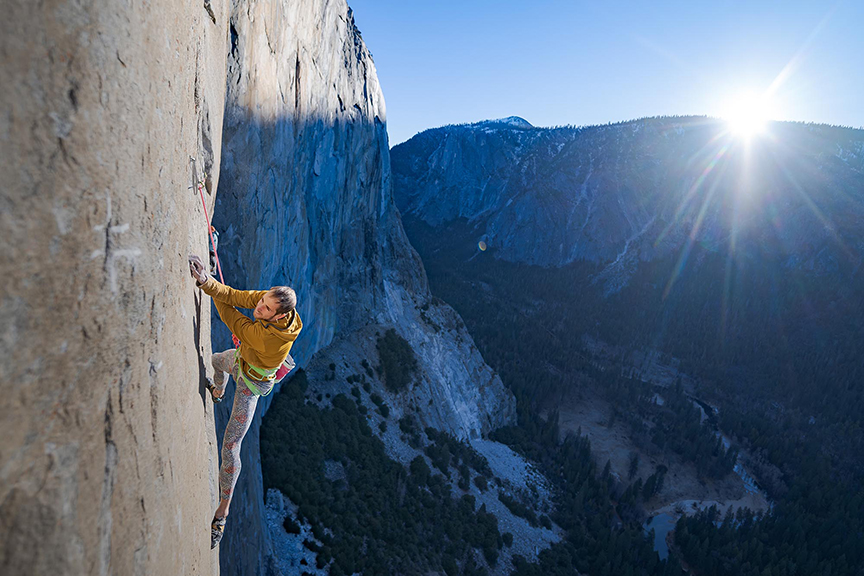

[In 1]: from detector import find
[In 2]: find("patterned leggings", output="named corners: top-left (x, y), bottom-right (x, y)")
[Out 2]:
top-left (211, 348), bottom-right (274, 500)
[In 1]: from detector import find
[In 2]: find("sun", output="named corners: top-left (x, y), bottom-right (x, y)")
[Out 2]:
top-left (723, 93), bottom-right (771, 138)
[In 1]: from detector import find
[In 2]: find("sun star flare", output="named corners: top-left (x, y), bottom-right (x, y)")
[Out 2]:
top-left (723, 92), bottom-right (773, 138)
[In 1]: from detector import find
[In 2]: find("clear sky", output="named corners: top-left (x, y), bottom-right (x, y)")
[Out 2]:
top-left (348, 0), bottom-right (864, 146)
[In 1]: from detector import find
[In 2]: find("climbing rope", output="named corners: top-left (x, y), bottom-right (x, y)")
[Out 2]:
top-left (191, 158), bottom-right (239, 347)
top-left (195, 176), bottom-right (224, 284)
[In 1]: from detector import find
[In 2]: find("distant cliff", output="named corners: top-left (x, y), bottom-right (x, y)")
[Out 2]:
top-left (392, 117), bottom-right (864, 291)
top-left (392, 115), bottom-right (864, 497)
top-left (391, 120), bottom-right (864, 576)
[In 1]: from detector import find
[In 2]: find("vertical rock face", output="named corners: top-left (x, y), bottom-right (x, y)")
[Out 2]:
top-left (2, 1), bottom-right (516, 574)
top-left (1, 1), bottom-right (229, 574)
top-left (216, 1), bottom-right (398, 353)
top-left (212, 2), bottom-right (514, 573)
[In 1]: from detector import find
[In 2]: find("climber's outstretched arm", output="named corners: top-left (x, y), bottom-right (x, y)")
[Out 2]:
top-left (188, 254), bottom-right (267, 309)
top-left (198, 277), bottom-right (268, 310)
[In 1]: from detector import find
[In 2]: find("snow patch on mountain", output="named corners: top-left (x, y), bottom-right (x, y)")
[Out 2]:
top-left (474, 116), bottom-right (534, 129)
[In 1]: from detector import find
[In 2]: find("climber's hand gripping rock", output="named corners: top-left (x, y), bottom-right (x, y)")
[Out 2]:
top-left (188, 254), bottom-right (210, 284)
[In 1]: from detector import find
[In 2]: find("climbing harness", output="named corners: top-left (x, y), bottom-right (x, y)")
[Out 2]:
top-left (233, 349), bottom-right (296, 397)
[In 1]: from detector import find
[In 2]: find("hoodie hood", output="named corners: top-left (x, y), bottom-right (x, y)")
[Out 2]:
top-left (261, 309), bottom-right (303, 343)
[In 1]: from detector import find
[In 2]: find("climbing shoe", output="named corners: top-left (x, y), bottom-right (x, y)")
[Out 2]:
top-left (211, 516), bottom-right (226, 549)
top-left (205, 377), bottom-right (223, 403)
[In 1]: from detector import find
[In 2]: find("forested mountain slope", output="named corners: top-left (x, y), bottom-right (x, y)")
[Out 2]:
top-left (394, 116), bottom-right (864, 575)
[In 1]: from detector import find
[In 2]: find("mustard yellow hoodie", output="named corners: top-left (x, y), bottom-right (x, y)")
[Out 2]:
top-left (198, 277), bottom-right (302, 381)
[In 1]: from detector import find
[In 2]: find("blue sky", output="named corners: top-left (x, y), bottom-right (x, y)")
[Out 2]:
top-left (348, 0), bottom-right (864, 145)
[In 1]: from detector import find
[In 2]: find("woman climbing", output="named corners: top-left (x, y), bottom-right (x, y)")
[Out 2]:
top-left (188, 255), bottom-right (303, 549)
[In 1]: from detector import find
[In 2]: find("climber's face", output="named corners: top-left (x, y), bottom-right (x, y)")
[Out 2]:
top-left (254, 293), bottom-right (287, 322)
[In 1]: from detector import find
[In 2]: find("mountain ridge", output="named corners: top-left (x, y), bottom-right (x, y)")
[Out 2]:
top-left (393, 115), bottom-right (864, 291)
top-left (393, 113), bottom-right (864, 576)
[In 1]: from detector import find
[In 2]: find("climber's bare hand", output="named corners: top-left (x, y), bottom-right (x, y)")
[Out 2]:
top-left (188, 254), bottom-right (209, 284)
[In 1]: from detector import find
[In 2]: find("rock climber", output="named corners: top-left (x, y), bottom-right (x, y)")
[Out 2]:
top-left (188, 254), bottom-right (303, 550)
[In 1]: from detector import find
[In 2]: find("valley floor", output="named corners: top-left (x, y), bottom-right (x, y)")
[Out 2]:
top-left (545, 386), bottom-right (770, 519)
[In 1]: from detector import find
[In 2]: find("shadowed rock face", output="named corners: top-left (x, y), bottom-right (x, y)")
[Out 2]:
top-left (392, 118), bottom-right (864, 291)
top-left (1, 0), bottom-right (229, 574)
top-left (211, 1), bottom-right (514, 574)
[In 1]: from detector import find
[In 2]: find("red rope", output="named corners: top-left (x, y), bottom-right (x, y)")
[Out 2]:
top-left (196, 174), bottom-right (240, 348)
top-left (196, 178), bottom-right (225, 284)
